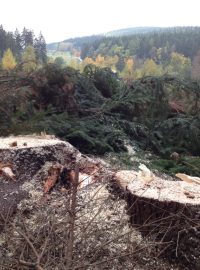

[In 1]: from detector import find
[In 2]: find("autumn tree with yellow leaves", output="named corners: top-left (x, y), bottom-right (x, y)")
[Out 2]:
top-left (2, 49), bottom-right (17, 71)
top-left (141, 59), bottom-right (163, 77)
top-left (121, 58), bottom-right (134, 79)
top-left (22, 45), bottom-right (37, 72)
top-left (95, 54), bottom-right (106, 67)
top-left (166, 52), bottom-right (191, 78)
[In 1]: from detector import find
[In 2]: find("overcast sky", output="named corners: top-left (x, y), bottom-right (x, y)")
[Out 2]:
top-left (1, 0), bottom-right (200, 43)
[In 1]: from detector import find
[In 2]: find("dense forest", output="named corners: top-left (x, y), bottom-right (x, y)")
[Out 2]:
top-left (48, 27), bottom-right (200, 80)
top-left (80, 27), bottom-right (200, 60)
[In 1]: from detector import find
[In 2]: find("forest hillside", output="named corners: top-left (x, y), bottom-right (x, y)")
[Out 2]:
top-left (47, 27), bottom-right (200, 81)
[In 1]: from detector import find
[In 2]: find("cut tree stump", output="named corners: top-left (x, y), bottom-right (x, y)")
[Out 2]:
top-left (113, 170), bottom-right (200, 269)
top-left (0, 136), bottom-right (99, 226)
top-left (1, 135), bottom-right (200, 268)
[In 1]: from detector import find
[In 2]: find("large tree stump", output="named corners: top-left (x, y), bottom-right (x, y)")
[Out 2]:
top-left (113, 170), bottom-right (200, 269)
top-left (0, 136), bottom-right (98, 225)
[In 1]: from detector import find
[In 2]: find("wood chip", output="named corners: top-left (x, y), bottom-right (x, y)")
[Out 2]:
top-left (9, 141), bottom-right (17, 147)
top-left (176, 173), bottom-right (200, 185)
top-left (0, 162), bottom-right (15, 180)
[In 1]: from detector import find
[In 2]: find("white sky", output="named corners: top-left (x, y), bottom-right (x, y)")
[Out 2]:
top-left (1, 0), bottom-right (200, 43)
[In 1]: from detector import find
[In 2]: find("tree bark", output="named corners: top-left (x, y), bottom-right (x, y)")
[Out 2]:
top-left (113, 170), bottom-right (200, 269)
top-left (0, 136), bottom-right (88, 226)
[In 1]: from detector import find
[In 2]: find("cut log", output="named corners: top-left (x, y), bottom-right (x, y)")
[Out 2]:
top-left (0, 136), bottom-right (99, 225)
top-left (113, 170), bottom-right (200, 269)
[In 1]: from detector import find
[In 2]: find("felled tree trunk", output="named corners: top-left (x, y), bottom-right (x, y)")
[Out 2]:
top-left (0, 136), bottom-right (98, 225)
top-left (113, 170), bottom-right (200, 269)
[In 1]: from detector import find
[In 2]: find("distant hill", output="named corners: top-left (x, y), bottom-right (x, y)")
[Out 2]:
top-left (47, 42), bottom-right (59, 51)
top-left (105, 27), bottom-right (164, 37)
top-left (47, 26), bottom-right (200, 53)
top-left (47, 27), bottom-right (166, 51)
top-left (47, 35), bottom-right (104, 52)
